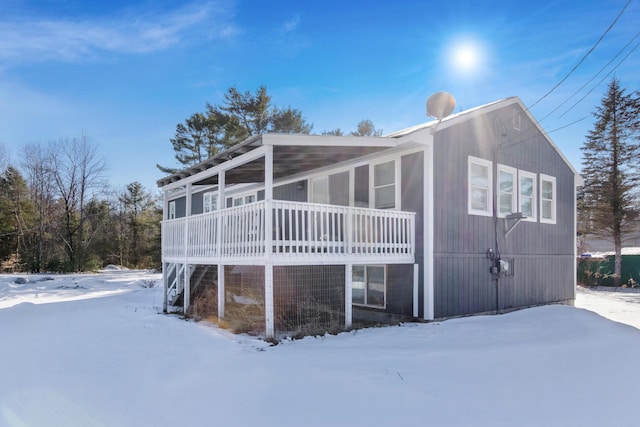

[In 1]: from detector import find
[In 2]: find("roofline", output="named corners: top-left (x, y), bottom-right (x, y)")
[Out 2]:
top-left (157, 133), bottom-right (397, 188)
top-left (388, 96), bottom-right (582, 183)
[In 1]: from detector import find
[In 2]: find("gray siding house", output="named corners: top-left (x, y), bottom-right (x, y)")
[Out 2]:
top-left (158, 96), bottom-right (581, 339)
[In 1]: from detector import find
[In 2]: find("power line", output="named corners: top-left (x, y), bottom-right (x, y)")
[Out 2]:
top-left (540, 29), bottom-right (640, 122)
top-left (559, 39), bottom-right (640, 118)
top-left (527, 0), bottom-right (632, 111)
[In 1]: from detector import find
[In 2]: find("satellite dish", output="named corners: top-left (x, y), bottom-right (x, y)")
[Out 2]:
top-left (426, 91), bottom-right (456, 120)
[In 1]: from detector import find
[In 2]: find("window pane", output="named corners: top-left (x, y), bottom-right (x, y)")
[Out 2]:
top-left (470, 164), bottom-right (488, 187)
top-left (352, 266), bottom-right (365, 305)
top-left (521, 197), bottom-right (532, 217)
top-left (367, 266), bottom-right (385, 307)
top-left (520, 177), bottom-right (533, 197)
top-left (499, 171), bottom-right (513, 192)
top-left (500, 194), bottom-right (513, 215)
top-left (233, 197), bottom-right (243, 206)
top-left (499, 169), bottom-right (514, 215)
top-left (542, 181), bottom-right (553, 199)
top-left (542, 200), bottom-right (552, 219)
top-left (471, 188), bottom-right (488, 211)
top-left (374, 161), bottom-right (394, 186)
top-left (245, 195), bottom-right (256, 204)
top-left (375, 186), bottom-right (395, 209)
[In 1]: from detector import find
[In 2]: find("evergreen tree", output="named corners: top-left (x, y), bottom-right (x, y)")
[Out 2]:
top-left (350, 119), bottom-right (382, 137)
top-left (158, 85), bottom-right (312, 174)
top-left (579, 78), bottom-right (640, 286)
top-left (0, 167), bottom-right (34, 271)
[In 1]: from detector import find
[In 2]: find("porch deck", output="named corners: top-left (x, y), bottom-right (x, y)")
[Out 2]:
top-left (162, 200), bottom-right (416, 265)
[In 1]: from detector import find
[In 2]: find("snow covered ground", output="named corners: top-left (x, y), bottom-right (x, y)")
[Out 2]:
top-left (1, 271), bottom-right (639, 427)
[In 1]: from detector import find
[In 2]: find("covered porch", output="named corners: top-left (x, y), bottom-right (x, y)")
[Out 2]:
top-left (159, 134), bottom-right (418, 338)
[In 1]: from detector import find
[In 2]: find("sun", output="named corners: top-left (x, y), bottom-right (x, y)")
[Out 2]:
top-left (453, 43), bottom-right (479, 70)
top-left (447, 37), bottom-right (486, 76)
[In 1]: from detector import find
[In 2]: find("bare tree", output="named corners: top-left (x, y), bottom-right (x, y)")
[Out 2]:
top-left (49, 134), bottom-right (107, 271)
top-left (20, 143), bottom-right (57, 272)
top-left (0, 142), bottom-right (8, 172)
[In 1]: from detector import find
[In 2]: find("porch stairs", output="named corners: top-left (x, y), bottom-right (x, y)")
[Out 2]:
top-left (166, 263), bottom-right (217, 311)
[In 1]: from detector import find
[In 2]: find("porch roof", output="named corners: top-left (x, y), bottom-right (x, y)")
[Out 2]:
top-left (157, 134), bottom-right (397, 189)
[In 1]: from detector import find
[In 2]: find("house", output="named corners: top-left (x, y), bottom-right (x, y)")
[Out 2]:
top-left (157, 96), bottom-right (581, 339)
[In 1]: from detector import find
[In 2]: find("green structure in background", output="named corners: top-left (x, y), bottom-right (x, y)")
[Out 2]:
top-left (578, 255), bottom-right (640, 287)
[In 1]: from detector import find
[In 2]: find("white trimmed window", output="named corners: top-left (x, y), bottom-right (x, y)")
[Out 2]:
top-left (519, 170), bottom-right (537, 221)
top-left (230, 193), bottom-right (257, 207)
top-left (373, 160), bottom-right (396, 209)
top-left (352, 265), bottom-right (386, 308)
top-left (468, 156), bottom-right (493, 217)
top-left (497, 165), bottom-right (517, 217)
top-left (168, 200), bottom-right (176, 220)
top-left (203, 192), bottom-right (217, 213)
top-left (540, 174), bottom-right (556, 224)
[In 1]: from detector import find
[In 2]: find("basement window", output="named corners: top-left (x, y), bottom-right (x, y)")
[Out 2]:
top-left (352, 265), bottom-right (386, 308)
top-left (540, 174), bottom-right (556, 224)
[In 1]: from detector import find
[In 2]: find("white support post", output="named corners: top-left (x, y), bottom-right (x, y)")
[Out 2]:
top-left (183, 263), bottom-right (190, 313)
top-left (264, 145), bottom-right (274, 257)
top-left (265, 263), bottom-right (274, 339)
top-left (162, 262), bottom-right (168, 313)
top-left (413, 264), bottom-right (419, 318)
top-left (424, 143), bottom-right (435, 320)
top-left (217, 171), bottom-right (225, 258)
top-left (162, 190), bottom-right (168, 313)
top-left (184, 183), bottom-right (192, 314)
top-left (345, 264), bottom-right (353, 329)
top-left (264, 146), bottom-right (275, 339)
top-left (217, 263), bottom-right (225, 319)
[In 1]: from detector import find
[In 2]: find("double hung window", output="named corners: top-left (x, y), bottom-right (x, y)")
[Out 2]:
top-left (203, 192), bottom-right (217, 213)
top-left (468, 156), bottom-right (493, 216)
top-left (540, 174), bottom-right (556, 224)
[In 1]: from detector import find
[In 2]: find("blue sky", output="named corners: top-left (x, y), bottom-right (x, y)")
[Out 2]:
top-left (2, 0), bottom-right (639, 193)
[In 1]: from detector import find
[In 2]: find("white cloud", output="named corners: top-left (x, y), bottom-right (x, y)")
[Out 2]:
top-left (282, 14), bottom-right (301, 33)
top-left (0, 1), bottom-right (238, 66)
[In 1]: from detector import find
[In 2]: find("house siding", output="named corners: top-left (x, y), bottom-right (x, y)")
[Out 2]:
top-left (386, 264), bottom-right (415, 317)
top-left (274, 180), bottom-right (307, 202)
top-left (432, 104), bottom-right (575, 318)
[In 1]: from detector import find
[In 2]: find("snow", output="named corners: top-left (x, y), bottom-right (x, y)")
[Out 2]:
top-left (1, 272), bottom-right (639, 427)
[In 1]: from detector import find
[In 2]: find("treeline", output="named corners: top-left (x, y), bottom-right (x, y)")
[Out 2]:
top-left (0, 136), bottom-right (161, 273)
top-left (1, 85), bottom-right (382, 273)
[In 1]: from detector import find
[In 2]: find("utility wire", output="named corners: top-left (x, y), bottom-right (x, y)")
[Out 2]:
top-left (540, 29), bottom-right (640, 122)
top-left (526, 0), bottom-right (632, 111)
top-left (559, 39), bottom-right (640, 118)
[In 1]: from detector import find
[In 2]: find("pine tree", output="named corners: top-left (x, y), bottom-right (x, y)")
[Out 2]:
top-left (158, 86), bottom-right (312, 174)
top-left (579, 78), bottom-right (640, 286)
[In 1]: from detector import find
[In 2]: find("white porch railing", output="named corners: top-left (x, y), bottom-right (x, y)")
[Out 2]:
top-left (162, 200), bottom-right (415, 263)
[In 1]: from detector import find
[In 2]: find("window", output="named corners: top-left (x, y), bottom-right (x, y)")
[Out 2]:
top-left (498, 165), bottom-right (517, 217)
top-left (540, 174), bottom-right (556, 224)
top-left (203, 192), bottom-right (217, 213)
top-left (352, 265), bottom-right (385, 308)
top-left (519, 170), bottom-right (537, 221)
top-left (468, 156), bottom-right (493, 216)
top-left (168, 201), bottom-right (176, 220)
top-left (374, 160), bottom-right (395, 209)
top-left (230, 193), bottom-right (257, 207)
